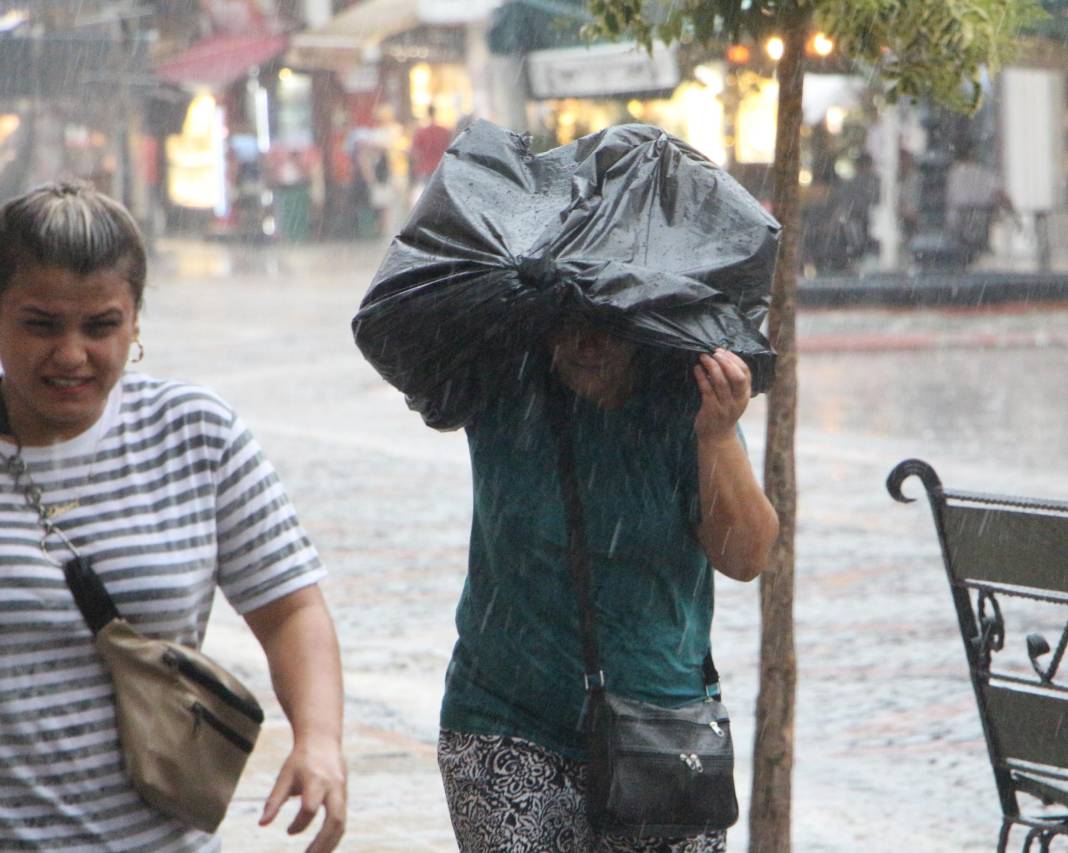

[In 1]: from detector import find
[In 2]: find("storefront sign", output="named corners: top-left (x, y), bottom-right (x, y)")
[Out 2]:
top-left (526, 42), bottom-right (679, 100)
top-left (340, 65), bottom-right (380, 93)
top-left (418, 0), bottom-right (501, 24)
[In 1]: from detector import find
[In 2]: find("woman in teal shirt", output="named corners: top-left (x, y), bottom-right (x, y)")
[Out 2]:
top-left (438, 319), bottom-right (780, 852)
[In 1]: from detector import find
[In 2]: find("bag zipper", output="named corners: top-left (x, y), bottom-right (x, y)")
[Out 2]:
top-left (613, 747), bottom-right (734, 765)
top-left (615, 714), bottom-right (729, 736)
top-left (191, 701), bottom-right (255, 753)
top-left (163, 648), bottom-right (264, 724)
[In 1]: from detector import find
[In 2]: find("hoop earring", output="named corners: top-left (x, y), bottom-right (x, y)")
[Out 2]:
top-left (130, 339), bottom-right (145, 364)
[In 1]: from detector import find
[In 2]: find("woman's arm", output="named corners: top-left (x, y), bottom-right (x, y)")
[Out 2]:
top-left (692, 351), bottom-right (780, 582)
top-left (243, 585), bottom-right (347, 852)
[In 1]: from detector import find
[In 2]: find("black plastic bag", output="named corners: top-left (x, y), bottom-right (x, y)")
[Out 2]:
top-left (353, 120), bottom-right (780, 429)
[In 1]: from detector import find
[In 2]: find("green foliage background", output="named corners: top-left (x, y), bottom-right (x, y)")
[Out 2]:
top-left (585, 0), bottom-right (1046, 111)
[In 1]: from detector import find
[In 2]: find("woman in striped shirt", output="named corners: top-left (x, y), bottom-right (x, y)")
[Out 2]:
top-left (0, 182), bottom-right (347, 851)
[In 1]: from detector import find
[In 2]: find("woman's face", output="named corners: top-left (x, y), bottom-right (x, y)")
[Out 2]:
top-left (0, 262), bottom-right (138, 446)
top-left (546, 320), bottom-right (637, 408)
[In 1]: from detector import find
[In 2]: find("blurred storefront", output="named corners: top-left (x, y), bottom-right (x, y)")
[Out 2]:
top-left (291, 0), bottom-right (505, 122)
top-left (149, 0), bottom-right (323, 240)
top-left (286, 0), bottom-right (513, 237)
top-left (0, 10), bottom-right (151, 216)
top-left (520, 42), bottom-right (731, 166)
top-left (155, 31), bottom-right (293, 239)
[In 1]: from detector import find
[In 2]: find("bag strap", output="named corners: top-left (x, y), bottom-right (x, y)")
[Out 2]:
top-left (0, 390), bottom-right (120, 636)
top-left (61, 556), bottom-right (121, 635)
top-left (544, 375), bottom-right (603, 690)
top-left (543, 372), bottom-right (721, 697)
top-left (0, 390), bottom-right (11, 436)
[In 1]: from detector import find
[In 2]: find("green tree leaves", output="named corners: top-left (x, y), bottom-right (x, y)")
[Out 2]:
top-left (584, 0), bottom-right (1045, 112)
top-left (815, 0), bottom-right (1044, 110)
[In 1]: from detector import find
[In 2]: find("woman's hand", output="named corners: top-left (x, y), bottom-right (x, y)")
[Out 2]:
top-left (244, 586), bottom-right (347, 852)
top-left (691, 350), bottom-right (778, 581)
top-left (692, 351), bottom-right (751, 443)
top-left (260, 735), bottom-right (347, 853)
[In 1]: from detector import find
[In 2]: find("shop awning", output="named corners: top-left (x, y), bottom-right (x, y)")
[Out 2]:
top-left (290, 0), bottom-right (420, 58)
top-left (487, 0), bottom-right (588, 55)
top-left (289, 0), bottom-right (501, 68)
top-left (155, 32), bottom-right (289, 89)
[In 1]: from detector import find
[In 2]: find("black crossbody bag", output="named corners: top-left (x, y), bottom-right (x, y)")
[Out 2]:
top-left (545, 378), bottom-right (739, 838)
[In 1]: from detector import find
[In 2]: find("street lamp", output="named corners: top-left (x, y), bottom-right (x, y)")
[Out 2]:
top-left (811, 32), bottom-right (834, 57)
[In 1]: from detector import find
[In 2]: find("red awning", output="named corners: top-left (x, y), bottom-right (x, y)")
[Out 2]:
top-left (155, 33), bottom-right (290, 88)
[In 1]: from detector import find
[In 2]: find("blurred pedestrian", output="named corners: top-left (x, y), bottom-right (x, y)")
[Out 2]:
top-left (367, 132), bottom-right (394, 236)
top-left (898, 148), bottom-right (921, 244)
top-left (825, 152), bottom-right (880, 267)
top-left (274, 150), bottom-right (312, 242)
top-left (408, 106), bottom-right (452, 206)
top-left (841, 152), bottom-right (880, 255)
top-left (349, 132), bottom-right (376, 238)
top-left (946, 141), bottom-right (1014, 266)
top-left (0, 181), bottom-right (347, 851)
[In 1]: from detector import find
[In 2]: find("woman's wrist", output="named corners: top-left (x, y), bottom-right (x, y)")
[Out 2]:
top-left (292, 727), bottom-right (343, 752)
top-left (695, 426), bottom-right (739, 451)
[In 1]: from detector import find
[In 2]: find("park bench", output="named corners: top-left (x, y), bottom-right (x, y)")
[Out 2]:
top-left (887, 459), bottom-right (1068, 852)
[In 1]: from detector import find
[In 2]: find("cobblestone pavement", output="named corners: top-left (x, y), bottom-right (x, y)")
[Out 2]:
top-left (140, 239), bottom-right (1068, 852)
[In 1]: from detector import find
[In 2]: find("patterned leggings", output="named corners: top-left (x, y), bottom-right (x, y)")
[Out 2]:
top-left (438, 730), bottom-right (728, 853)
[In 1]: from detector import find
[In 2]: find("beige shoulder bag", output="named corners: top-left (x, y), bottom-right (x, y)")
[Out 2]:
top-left (4, 450), bottom-right (263, 834)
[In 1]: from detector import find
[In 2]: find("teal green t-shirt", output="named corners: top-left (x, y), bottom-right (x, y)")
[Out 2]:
top-left (440, 363), bottom-right (717, 758)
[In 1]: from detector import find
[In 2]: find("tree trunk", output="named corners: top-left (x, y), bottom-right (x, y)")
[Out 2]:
top-left (749, 16), bottom-right (806, 853)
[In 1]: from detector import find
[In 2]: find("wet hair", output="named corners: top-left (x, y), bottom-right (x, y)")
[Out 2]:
top-left (0, 181), bottom-right (147, 309)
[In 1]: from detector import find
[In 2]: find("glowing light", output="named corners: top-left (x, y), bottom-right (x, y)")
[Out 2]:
top-left (765, 37), bottom-right (785, 62)
top-left (409, 62), bottom-right (433, 115)
top-left (735, 73), bottom-right (778, 164)
top-left (826, 105), bottom-right (847, 135)
top-left (0, 10), bottom-right (27, 32)
top-left (0, 114), bottom-right (21, 143)
top-left (812, 33), bottom-right (834, 57)
top-left (626, 100), bottom-right (645, 119)
top-left (726, 44), bottom-right (751, 65)
top-left (278, 67), bottom-right (294, 81)
top-left (165, 93), bottom-right (226, 211)
top-left (799, 169), bottom-right (813, 186)
top-left (694, 64), bottom-right (724, 95)
top-left (678, 82), bottom-right (726, 167)
top-left (254, 87), bottom-right (270, 153)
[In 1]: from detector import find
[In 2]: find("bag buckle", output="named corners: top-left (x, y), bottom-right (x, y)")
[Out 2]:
top-left (583, 670), bottom-right (605, 691)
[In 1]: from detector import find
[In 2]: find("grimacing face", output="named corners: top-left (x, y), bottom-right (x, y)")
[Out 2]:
top-left (0, 262), bottom-right (139, 446)
top-left (546, 320), bottom-right (637, 407)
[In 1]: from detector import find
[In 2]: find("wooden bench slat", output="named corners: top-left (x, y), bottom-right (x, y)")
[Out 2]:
top-left (983, 684), bottom-right (1068, 771)
top-left (943, 505), bottom-right (1068, 594)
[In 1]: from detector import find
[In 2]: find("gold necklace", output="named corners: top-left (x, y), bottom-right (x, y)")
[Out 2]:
top-left (0, 442), bottom-right (82, 561)
top-left (45, 499), bottom-right (81, 519)
top-left (0, 382), bottom-right (93, 520)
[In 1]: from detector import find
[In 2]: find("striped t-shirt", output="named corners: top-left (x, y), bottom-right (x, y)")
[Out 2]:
top-left (0, 372), bottom-right (326, 851)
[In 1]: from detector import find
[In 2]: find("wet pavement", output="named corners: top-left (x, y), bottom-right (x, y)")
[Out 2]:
top-left (139, 238), bottom-right (1068, 852)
